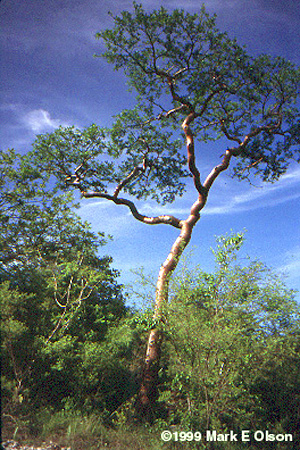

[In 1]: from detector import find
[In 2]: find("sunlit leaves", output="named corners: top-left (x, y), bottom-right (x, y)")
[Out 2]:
top-left (163, 233), bottom-right (300, 429)
top-left (1, 152), bottom-right (132, 414)
top-left (29, 125), bottom-right (117, 193)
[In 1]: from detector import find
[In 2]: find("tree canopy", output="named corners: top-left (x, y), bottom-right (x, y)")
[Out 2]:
top-left (25, 4), bottom-right (299, 213)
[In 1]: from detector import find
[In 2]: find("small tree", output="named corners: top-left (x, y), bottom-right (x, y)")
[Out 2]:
top-left (22, 4), bottom-right (300, 417)
top-left (0, 150), bottom-right (131, 426)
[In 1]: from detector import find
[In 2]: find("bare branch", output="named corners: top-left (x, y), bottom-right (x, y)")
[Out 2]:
top-left (204, 149), bottom-right (233, 192)
top-left (220, 120), bottom-right (242, 145)
top-left (167, 76), bottom-right (194, 110)
top-left (81, 190), bottom-right (183, 228)
top-left (173, 67), bottom-right (189, 78)
top-left (157, 104), bottom-right (187, 120)
top-left (113, 166), bottom-right (143, 198)
top-left (197, 89), bottom-right (223, 117)
top-left (240, 157), bottom-right (264, 175)
top-left (204, 111), bottom-right (284, 191)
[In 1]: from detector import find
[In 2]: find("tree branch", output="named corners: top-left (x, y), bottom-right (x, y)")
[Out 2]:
top-left (113, 166), bottom-right (143, 198)
top-left (182, 113), bottom-right (207, 197)
top-left (204, 112), bottom-right (284, 190)
top-left (81, 190), bottom-right (183, 228)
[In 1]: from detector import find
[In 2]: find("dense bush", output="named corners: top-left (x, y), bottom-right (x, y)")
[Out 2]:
top-left (156, 234), bottom-right (300, 449)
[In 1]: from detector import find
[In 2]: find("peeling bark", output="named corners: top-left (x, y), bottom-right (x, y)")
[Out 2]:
top-left (137, 113), bottom-right (208, 417)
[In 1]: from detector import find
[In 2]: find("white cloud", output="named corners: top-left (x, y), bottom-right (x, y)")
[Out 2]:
top-left (140, 203), bottom-right (188, 217)
top-left (80, 199), bottom-right (111, 210)
top-left (136, 166), bottom-right (300, 218)
top-left (23, 109), bottom-right (69, 133)
top-left (79, 199), bottom-right (135, 238)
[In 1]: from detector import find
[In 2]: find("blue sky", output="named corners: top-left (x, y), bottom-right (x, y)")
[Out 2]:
top-left (1, 0), bottom-right (300, 303)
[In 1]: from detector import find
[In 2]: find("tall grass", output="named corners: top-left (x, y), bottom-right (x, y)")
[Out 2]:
top-left (36, 410), bottom-right (167, 450)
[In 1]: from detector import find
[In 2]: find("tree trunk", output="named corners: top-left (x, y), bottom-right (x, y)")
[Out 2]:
top-left (137, 111), bottom-right (207, 418)
top-left (137, 208), bottom-right (204, 418)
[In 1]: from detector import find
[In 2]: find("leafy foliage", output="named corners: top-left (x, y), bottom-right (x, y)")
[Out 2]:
top-left (0, 150), bottom-right (139, 432)
top-left (0, 148), bottom-right (107, 271)
top-left (28, 118), bottom-right (188, 205)
top-left (159, 233), bottom-right (300, 447)
top-left (97, 3), bottom-right (300, 182)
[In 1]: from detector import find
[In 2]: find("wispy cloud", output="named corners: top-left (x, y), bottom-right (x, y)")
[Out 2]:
top-left (131, 166), bottom-right (300, 218)
top-left (22, 109), bottom-right (69, 133)
top-left (278, 246), bottom-right (300, 282)
top-left (204, 167), bottom-right (300, 216)
top-left (140, 203), bottom-right (188, 217)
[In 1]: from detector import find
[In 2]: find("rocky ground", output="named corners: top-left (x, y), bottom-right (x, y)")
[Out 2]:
top-left (1, 441), bottom-right (71, 450)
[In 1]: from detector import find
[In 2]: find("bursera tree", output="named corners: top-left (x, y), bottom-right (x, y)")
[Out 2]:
top-left (27, 4), bottom-right (300, 417)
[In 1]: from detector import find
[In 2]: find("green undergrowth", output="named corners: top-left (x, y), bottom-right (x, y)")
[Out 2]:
top-left (3, 409), bottom-right (168, 450)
